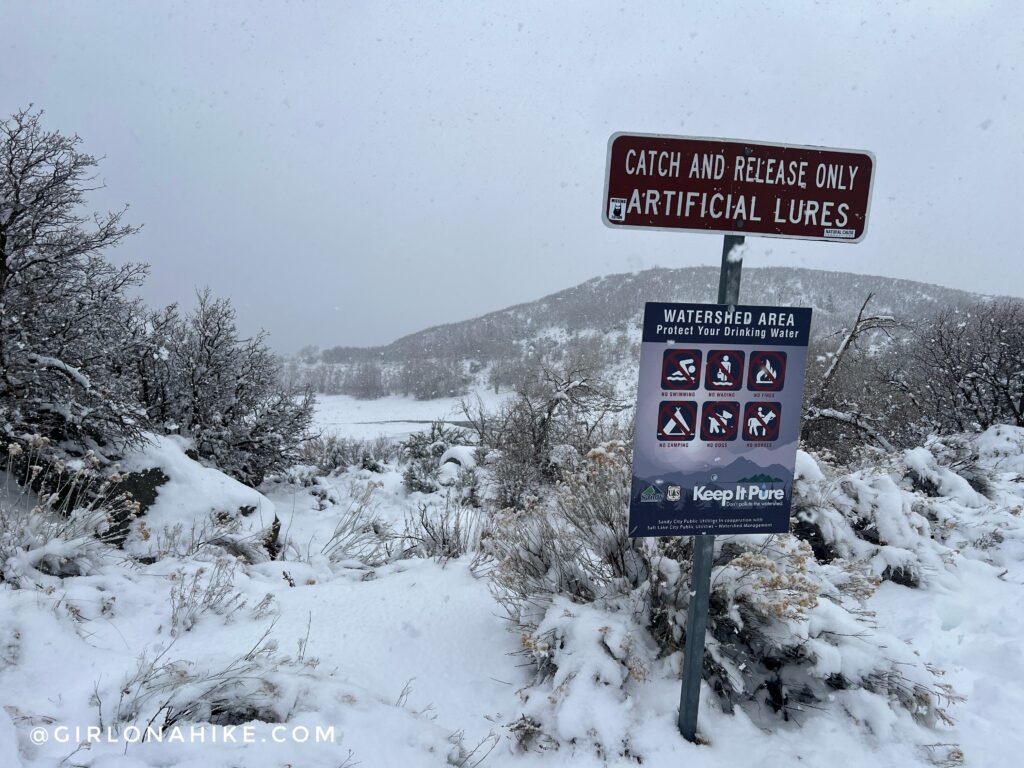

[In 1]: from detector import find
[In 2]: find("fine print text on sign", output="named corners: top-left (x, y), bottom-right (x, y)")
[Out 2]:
top-left (629, 302), bottom-right (813, 537)
top-left (603, 133), bottom-right (875, 242)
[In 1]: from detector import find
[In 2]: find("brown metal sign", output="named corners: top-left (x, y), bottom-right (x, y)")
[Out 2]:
top-left (603, 133), bottom-right (875, 243)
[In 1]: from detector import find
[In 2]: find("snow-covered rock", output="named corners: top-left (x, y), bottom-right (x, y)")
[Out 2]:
top-left (118, 434), bottom-right (276, 557)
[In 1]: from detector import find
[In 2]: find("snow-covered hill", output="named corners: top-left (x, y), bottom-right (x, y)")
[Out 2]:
top-left (315, 267), bottom-right (988, 365)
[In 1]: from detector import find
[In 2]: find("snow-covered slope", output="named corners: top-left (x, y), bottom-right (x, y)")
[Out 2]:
top-left (316, 266), bottom-right (988, 365)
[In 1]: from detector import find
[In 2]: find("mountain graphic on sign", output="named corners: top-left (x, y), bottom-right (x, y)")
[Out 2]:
top-left (644, 457), bottom-right (793, 492)
top-left (738, 473), bottom-right (784, 484)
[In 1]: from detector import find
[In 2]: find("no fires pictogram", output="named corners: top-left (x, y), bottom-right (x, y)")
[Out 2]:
top-left (704, 350), bottom-right (744, 391)
top-left (661, 349), bottom-right (702, 390)
top-left (742, 402), bottom-right (782, 441)
top-left (700, 401), bottom-right (740, 441)
top-left (658, 401), bottom-right (697, 441)
top-left (748, 351), bottom-right (787, 392)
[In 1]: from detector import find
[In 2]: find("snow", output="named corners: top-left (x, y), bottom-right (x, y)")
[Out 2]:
top-left (272, 557), bottom-right (521, 746)
top-left (872, 557), bottom-right (1024, 765)
top-left (440, 445), bottom-right (477, 468)
top-left (118, 435), bottom-right (276, 557)
top-left (794, 448), bottom-right (825, 482)
top-left (904, 446), bottom-right (987, 507)
top-left (312, 391), bottom-right (509, 440)
top-left (3, 401), bottom-right (1024, 766)
top-left (25, 353), bottom-right (92, 390)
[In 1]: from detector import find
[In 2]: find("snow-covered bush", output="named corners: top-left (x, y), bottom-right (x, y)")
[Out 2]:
top-left (792, 438), bottom-right (1013, 588)
top-left (109, 627), bottom-right (297, 729)
top-left (317, 480), bottom-right (390, 566)
top-left (397, 498), bottom-right (489, 564)
top-left (1, 437), bottom-right (138, 587)
top-left (463, 363), bottom-right (628, 509)
top-left (135, 291), bottom-right (315, 486)
top-left (794, 463), bottom-right (936, 588)
top-left (168, 559), bottom-right (245, 636)
top-left (492, 443), bottom-right (957, 758)
top-left (401, 421), bottom-right (468, 494)
top-left (490, 442), bottom-right (654, 626)
top-left (705, 534), bottom-right (955, 727)
top-left (298, 434), bottom-right (398, 475)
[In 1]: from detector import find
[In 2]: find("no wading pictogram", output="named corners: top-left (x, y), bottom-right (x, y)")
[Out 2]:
top-left (742, 402), bottom-right (782, 441)
top-left (662, 349), bottom-right (702, 390)
top-left (700, 401), bottom-right (740, 441)
top-left (658, 401), bottom-right (697, 441)
top-left (704, 350), bottom-right (744, 391)
top-left (748, 351), bottom-right (787, 392)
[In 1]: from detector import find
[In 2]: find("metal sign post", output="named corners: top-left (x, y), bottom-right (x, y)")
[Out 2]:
top-left (677, 234), bottom-right (743, 743)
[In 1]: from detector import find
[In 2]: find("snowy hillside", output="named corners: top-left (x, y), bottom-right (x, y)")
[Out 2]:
top-left (3, 395), bottom-right (1023, 767)
top-left (314, 267), bottom-right (986, 365)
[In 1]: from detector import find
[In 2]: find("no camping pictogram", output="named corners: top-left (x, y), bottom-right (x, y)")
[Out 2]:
top-left (704, 350), bottom-right (745, 391)
top-left (661, 349), bottom-right (702, 390)
top-left (658, 401), bottom-right (697, 441)
top-left (700, 401), bottom-right (740, 441)
top-left (748, 351), bottom-right (787, 392)
top-left (742, 402), bottom-right (782, 441)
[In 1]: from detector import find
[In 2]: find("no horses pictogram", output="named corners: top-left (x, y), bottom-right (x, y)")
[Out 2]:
top-left (658, 401), bottom-right (697, 441)
top-left (704, 350), bottom-right (745, 391)
top-left (743, 402), bottom-right (782, 441)
top-left (700, 401), bottom-right (740, 441)
top-left (748, 351), bottom-right (787, 392)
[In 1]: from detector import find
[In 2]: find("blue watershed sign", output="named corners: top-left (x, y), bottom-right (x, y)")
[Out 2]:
top-left (629, 302), bottom-right (813, 537)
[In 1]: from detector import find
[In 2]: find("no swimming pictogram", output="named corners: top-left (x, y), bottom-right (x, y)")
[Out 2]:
top-left (662, 349), bottom-right (702, 390)
top-left (742, 402), bottom-right (782, 441)
top-left (657, 401), bottom-right (697, 441)
top-left (748, 351), bottom-right (787, 392)
top-left (704, 350), bottom-right (744, 391)
top-left (700, 401), bottom-right (740, 441)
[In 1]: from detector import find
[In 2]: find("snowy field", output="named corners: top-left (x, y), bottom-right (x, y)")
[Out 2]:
top-left (2, 394), bottom-right (1023, 767)
top-left (312, 391), bottom-right (511, 440)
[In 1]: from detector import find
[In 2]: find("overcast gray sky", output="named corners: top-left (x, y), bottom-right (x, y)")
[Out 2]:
top-left (2, 1), bottom-right (1022, 351)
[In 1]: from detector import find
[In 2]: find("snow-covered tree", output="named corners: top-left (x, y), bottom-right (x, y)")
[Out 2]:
top-left (801, 293), bottom-right (903, 456)
top-left (903, 300), bottom-right (1024, 431)
top-left (137, 290), bottom-right (314, 485)
top-left (0, 108), bottom-right (145, 456)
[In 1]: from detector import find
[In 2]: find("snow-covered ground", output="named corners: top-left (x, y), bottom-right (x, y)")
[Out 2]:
top-left (2, 394), bottom-right (1023, 767)
top-left (312, 391), bottom-right (510, 441)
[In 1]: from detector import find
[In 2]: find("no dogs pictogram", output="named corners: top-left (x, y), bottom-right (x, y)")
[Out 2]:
top-left (704, 350), bottom-right (744, 391)
top-left (700, 401), bottom-right (740, 441)
top-left (661, 349), bottom-right (702, 390)
top-left (743, 402), bottom-right (782, 441)
top-left (748, 351), bottom-right (787, 392)
top-left (657, 401), bottom-right (697, 441)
